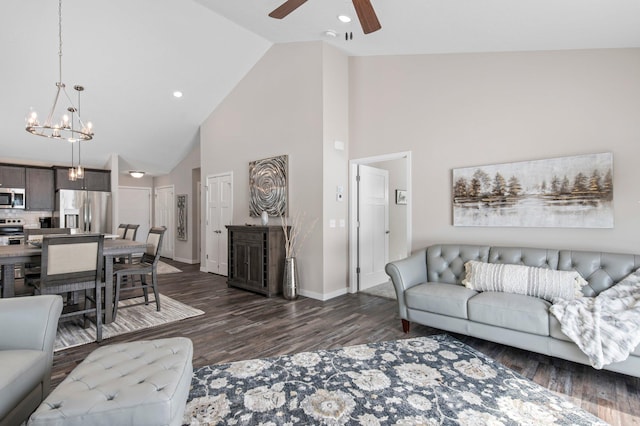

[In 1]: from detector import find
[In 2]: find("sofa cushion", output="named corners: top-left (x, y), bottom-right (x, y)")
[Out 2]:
top-left (0, 350), bottom-right (46, 418)
top-left (406, 282), bottom-right (478, 319)
top-left (468, 292), bottom-right (551, 336)
top-left (462, 260), bottom-right (587, 302)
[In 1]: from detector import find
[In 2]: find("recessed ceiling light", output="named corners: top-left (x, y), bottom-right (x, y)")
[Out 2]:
top-left (337, 15), bottom-right (351, 23)
top-left (324, 30), bottom-right (338, 38)
top-left (173, 91), bottom-right (183, 98)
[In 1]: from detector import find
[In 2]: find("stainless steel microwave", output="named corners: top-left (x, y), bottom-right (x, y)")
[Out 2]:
top-left (0, 188), bottom-right (25, 209)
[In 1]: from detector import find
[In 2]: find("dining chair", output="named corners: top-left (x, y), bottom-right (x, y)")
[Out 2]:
top-left (112, 227), bottom-right (165, 321)
top-left (32, 234), bottom-right (105, 342)
top-left (116, 223), bottom-right (128, 239)
top-left (117, 224), bottom-right (140, 264)
top-left (24, 228), bottom-right (72, 287)
top-left (124, 224), bottom-right (139, 241)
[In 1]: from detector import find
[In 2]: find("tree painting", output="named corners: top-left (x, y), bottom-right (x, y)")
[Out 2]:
top-left (452, 153), bottom-right (613, 228)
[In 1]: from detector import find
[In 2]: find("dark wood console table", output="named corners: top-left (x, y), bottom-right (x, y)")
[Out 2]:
top-left (226, 225), bottom-right (287, 297)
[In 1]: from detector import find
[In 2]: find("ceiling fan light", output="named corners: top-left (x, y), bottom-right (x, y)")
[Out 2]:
top-left (129, 171), bottom-right (145, 178)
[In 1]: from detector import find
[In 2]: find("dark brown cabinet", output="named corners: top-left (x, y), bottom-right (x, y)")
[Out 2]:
top-left (55, 167), bottom-right (110, 191)
top-left (0, 165), bottom-right (26, 188)
top-left (83, 170), bottom-right (111, 192)
top-left (54, 167), bottom-right (82, 190)
top-left (226, 225), bottom-right (287, 297)
top-left (26, 167), bottom-right (54, 211)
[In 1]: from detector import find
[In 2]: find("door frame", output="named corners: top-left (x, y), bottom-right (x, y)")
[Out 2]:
top-left (203, 171), bottom-right (234, 274)
top-left (348, 151), bottom-right (412, 294)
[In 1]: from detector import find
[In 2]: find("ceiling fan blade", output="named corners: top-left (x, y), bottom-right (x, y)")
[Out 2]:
top-left (269, 0), bottom-right (308, 19)
top-left (352, 0), bottom-right (381, 34)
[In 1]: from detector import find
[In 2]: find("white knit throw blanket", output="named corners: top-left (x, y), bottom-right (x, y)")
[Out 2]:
top-left (550, 268), bottom-right (640, 369)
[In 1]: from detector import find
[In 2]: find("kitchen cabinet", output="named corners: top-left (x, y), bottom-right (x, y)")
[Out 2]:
top-left (83, 170), bottom-right (111, 192)
top-left (55, 167), bottom-right (110, 191)
top-left (26, 167), bottom-right (54, 211)
top-left (0, 165), bottom-right (26, 188)
top-left (226, 225), bottom-right (287, 297)
top-left (54, 167), bottom-right (82, 190)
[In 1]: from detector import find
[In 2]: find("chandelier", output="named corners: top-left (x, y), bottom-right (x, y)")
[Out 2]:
top-left (25, 0), bottom-right (93, 180)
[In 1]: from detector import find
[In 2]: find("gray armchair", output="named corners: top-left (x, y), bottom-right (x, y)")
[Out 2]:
top-left (0, 295), bottom-right (63, 426)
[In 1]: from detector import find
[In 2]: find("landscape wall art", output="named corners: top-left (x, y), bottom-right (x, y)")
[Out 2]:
top-left (452, 152), bottom-right (613, 228)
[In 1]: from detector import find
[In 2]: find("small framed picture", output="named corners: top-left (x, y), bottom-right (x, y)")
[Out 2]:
top-left (395, 190), bottom-right (407, 205)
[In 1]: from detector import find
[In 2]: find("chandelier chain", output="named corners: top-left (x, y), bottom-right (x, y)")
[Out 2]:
top-left (58, 0), bottom-right (63, 84)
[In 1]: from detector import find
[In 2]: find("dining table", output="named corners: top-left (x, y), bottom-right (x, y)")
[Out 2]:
top-left (0, 239), bottom-right (149, 324)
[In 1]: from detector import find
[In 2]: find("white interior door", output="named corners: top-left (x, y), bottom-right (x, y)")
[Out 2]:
top-left (155, 185), bottom-right (174, 259)
top-left (206, 173), bottom-right (232, 275)
top-left (358, 164), bottom-right (389, 290)
top-left (118, 186), bottom-right (151, 241)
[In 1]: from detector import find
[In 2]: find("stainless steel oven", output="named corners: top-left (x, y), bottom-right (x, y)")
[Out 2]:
top-left (0, 188), bottom-right (25, 209)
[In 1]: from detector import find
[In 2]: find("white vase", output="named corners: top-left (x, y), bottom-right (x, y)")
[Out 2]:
top-left (261, 211), bottom-right (269, 226)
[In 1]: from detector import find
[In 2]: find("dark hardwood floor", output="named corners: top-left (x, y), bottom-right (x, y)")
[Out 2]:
top-left (51, 259), bottom-right (640, 425)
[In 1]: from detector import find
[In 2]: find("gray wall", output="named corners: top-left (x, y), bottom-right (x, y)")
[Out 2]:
top-left (155, 140), bottom-right (201, 263)
top-left (350, 48), bottom-right (640, 254)
top-left (198, 45), bottom-right (639, 299)
top-left (201, 42), bottom-right (326, 297)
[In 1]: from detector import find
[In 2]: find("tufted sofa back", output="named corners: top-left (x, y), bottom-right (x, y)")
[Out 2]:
top-left (489, 247), bottom-right (559, 269)
top-left (558, 250), bottom-right (640, 297)
top-left (426, 244), bottom-right (489, 284)
top-left (424, 244), bottom-right (640, 297)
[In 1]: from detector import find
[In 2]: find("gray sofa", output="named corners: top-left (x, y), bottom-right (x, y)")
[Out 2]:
top-left (0, 295), bottom-right (63, 426)
top-left (385, 244), bottom-right (640, 378)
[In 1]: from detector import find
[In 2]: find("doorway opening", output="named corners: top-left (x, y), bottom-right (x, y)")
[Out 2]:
top-left (349, 151), bottom-right (412, 294)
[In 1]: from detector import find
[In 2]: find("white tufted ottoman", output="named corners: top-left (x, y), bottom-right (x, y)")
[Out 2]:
top-left (28, 337), bottom-right (193, 426)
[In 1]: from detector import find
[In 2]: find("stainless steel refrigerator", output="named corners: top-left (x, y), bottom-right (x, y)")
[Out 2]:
top-left (54, 190), bottom-right (112, 233)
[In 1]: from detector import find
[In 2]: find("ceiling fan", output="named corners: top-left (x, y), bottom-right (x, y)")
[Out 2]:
top-left (269, 0), bottom-right (382, 34)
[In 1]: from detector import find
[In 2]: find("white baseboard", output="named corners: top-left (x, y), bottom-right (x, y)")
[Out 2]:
top-left (298, 287), bottom-right (348, 301)
top-left (174, 257), bottom-right (198, 264)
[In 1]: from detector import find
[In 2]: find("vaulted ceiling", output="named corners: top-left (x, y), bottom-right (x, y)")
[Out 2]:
top-left (2, 0), bottom-right (638, 176)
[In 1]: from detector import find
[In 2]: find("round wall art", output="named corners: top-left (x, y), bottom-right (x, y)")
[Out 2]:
top-left (249, 154), bottom-right (288, 217)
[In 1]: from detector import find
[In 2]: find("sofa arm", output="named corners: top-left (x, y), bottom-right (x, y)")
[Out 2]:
top-left (385, 249), bottom-right (428, 319)
top-left (0, 295), bottom-right (62, 353)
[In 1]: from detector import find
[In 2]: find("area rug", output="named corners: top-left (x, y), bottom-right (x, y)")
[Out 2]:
top-left (55, 294), bottom-right (203, 351)
top-left (157, 260), bottom-right (182, 274)
top-left (361, 280), bottom-right (397, 300)
top-left (184, 334), bottom-right (605, 425)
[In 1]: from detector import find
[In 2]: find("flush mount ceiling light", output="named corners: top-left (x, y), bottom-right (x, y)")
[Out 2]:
top-left (129, 171), bottom-right (145, 178)
top-left (25, 0), bottom-right (94, 143)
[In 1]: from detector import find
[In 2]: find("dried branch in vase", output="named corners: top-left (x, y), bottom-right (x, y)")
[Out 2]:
top-left (280, 211), bottom-right (318, 258)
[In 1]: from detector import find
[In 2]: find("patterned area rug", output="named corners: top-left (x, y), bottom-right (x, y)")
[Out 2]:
top-left (184, 334), bottom-right (605, 425)
top-left (55, 294), bottom-right (203, 351)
